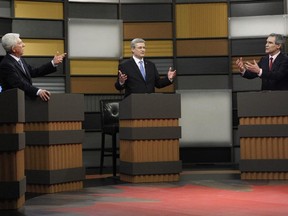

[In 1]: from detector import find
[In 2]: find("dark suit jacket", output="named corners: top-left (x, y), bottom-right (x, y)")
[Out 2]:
top-left (243, 52), bottom-right (288, 90)
top-left (0, 54), bottom-right (57, 97)
top-left (115, 58), bottom-right (172, 97)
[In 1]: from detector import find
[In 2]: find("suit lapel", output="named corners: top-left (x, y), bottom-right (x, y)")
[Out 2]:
top-left (131, 58), bottom-right (146, 81)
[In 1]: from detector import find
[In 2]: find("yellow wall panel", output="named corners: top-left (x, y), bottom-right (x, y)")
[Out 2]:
top-left (70, 60), bottom-right (119, 75)
top-left (15, 1), bottom-right (63, 19)
top-left (176, 3), bottom-right (228, 38)
top-left (177, 39), bottom-right (228, 56)
top-left (124, 23), bottom-right (173, 40)
top-left (124, 40), bottom-right (173, 58)
top-left (70, 77), bottom-right (120, 94)
top-left (23, 39), bottom-right (64, 56)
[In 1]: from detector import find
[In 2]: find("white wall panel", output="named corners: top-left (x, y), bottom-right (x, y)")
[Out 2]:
top-left (229, 15), bottom-right (287, 38)
top-left (177, 90), bottom-right (232, 147)
top-left (68, 19), bottom-right (123, 59)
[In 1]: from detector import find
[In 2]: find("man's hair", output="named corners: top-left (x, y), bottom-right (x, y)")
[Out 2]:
top-left (269, 33), bottom-right (286, 48)
top-left (1, 33), bottom-right (20, 53)
top-left (131, 38), bottom-right (145, 49)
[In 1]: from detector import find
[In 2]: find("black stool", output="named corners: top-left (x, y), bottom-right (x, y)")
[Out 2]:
top-left (99, 99), bottom-right (120, 176)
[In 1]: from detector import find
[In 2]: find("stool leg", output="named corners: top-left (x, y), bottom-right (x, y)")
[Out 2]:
top-left (112, 133), bottom-right (117, 177)
top-left (99, 133), bottom-right (105, 174)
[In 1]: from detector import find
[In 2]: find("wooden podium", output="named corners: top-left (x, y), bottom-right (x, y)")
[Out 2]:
top-left (237, 91), bottom-right (288, 180)
top-left (0, 89), bottom-right (26, 209)
top-left (24, 93), bottom-right (85, 193)
top-left (119, 94), bottom-right (182, 183)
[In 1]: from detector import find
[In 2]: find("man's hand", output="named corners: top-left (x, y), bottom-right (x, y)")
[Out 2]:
top-left (236, 57), bottom-right (246, 73)
top-left (53, 51), bottom-right (67, 65)
top-left (245, 60), bottom-right (261, 74)
top-left (38, 89), bottom-right (51, 101)
top-left (167, 67), bottom-right (176, 81)
top-left (118, 70), bottom-right (127, 85)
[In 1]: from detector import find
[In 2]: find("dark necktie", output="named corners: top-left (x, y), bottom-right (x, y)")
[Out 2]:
top-left (18, 59), bottom-right (27, 75)
top-left (139, 60), bottom-right (146, 80)
top-left (269, 57), bottom-right (273, 71)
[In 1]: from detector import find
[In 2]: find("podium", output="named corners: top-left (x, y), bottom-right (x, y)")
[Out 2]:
top-left (0, 89), bottom-right (26, 209)
top-left (24, 93), bottom-right (85, 193)
top-left (237, 91), bottom-right (288, 180)
top-left (119, 94), bottom-right (182, 183)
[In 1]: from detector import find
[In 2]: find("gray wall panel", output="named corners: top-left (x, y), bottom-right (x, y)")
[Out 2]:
top-left (176, 57), bottom-right (229, 75)
top-left (13, 20), bottom-right (63, 38)
top-left (24, 57), bottom-right (64, 75)
top-left (69, 3), bottom-right (118, 19)
top-left (82, 132), bottom-right (101, 149)
top-left (121, 4), bottom-right (172, 21)
top-left (0, 19), bottom-right (12, 36)
top-left (32, 77), bottom-right (65, 93)
top-left (177, 75), bottom-right (230, 89)
top-left (150, 58), bottom-right (174, 75)
top-left (230, 1), bottom-right (283, 17)
top-left (0, 0), bottom-right (11, 18)
top-left (232, 74), bottom-right (261, 92)
top-left (231, 38), bottom-right (266, 56)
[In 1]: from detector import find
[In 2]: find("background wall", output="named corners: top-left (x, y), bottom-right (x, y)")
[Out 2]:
top-left (0, 0), bottom-right (287, 170)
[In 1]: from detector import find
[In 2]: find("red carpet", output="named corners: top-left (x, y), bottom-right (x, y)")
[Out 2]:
top-left (23, 180), bottom-right (288, 216)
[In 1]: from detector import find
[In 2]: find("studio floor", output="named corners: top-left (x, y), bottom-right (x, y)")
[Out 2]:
top-left (2, 167), bottom-right (288, 216)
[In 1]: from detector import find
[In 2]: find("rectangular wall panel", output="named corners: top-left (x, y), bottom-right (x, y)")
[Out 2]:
top-left (32, 77), bottom-right (65, 94)
top-left (12, 20), bottom-right (63, 38)
top-left (229, 15), bottom-right (286, 38)
top-left (68, 3), bottom-right (118, 19)
top-left (24, 57), bottom-right (64, 75)
top-left (232, 74), bottom-right (261, 92)
top-left (22, 39), bottom-right (64, 56)
top-left (231, 38), bottom-right (266, 56)
top-left (68, 19), bottom-right (123, 59)
top-left (14, 1), bottom-right (63, 19)
top-left (177, 75), bottom-right (230, 89)
top-left (123, 40), bottom-right (173, 58)
top-left (176, 39), bottom-right (228, 56)
top-left (70, 60), bottom-right (119, 75)
top-left (176, 3), bottom-right (228, 38)
top-left (230, 1), bottom-right (284, 17)
top-left (121, 4), bottom-right (172, 21)
top-left (0, 0), bottom-right (11, 17)
top-left (0, 18), bottom-right (12, 35)
top-left (124, 22), bottom-right (173, 39)
top-left (177, 89), bottom-right (232, 147)
top-left (176, 57), bottom-right (229, 75)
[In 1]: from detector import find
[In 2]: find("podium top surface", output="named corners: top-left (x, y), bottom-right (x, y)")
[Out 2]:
top-left (25, 93), bottom-right (85, 122)
top-left (119, 93), bottom-right (181, 119)
top-left (237, 91), bottom-right (288, 117)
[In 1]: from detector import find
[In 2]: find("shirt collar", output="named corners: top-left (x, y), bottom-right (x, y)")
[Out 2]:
top-left (270, 51), bottom-right (280, 60)
top-left (133, 56), bottom-right (144, 64)
top-left (9, 54), bottom-right (20, 62)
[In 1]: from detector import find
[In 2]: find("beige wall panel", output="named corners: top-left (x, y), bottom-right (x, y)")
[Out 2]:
top-left (124, 40), bottom-right (173, 58)
top-left (176, 3), bottom-right (228, 38)
top-left (22, 39), bottom-right (64, 56)
top-left (70, 60), bottom-right (119, 75)
top-left (232, 56), bottom-right (262, 73)
top-left (124, 23), bottom-right (173, 40)
top-left (15, 1), bottom-right (63, 19)
top-left (70, 77), bottom-right (120, 94)
top-left (177, 39), bottom-right (228, 56)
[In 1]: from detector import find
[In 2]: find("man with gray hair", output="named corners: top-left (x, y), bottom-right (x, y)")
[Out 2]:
top-left (115, 38), bottom-right (176, 97)
top-left (236, 33), bottom-right (288, 90)
top-left (0, 33), bottom-right (66, 101)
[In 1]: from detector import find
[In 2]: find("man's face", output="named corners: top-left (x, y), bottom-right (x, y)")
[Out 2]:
top-left (265, 36), bottom-right (280, 56)
top-left (132, 42), bottom-right (145, 59)
top-left (12, 38), bottom-right (25, 57)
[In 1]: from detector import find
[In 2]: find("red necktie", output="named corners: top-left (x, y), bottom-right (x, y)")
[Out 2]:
top-left (269, 57), bottom-right (273, 71)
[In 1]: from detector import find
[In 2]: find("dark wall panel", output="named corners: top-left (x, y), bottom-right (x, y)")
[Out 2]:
top-left (231, 38), bottom-right (266, 56)
top-left (13, 20), bottom-right (64, 38)
top-left (177, 75), bottom-right (230, 89)
top-left (69, 3), bottom-right (118, 19)
top-left (0, 18), bottom-right (12, 36)
top-left (25, 57), bottom-right (64, 75)
top-left (121, 4), bottom-right (172, 21)
top-left (176, 57), bottom-right (229, 75)
top-left (232, 74), bottom-right (261, 92)
top-left (0, 0), bottom-right (11, 18)
top-left (230, 1), bottom-right (284, 17)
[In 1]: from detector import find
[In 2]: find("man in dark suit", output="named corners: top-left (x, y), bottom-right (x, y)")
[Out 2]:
top-left (236, 33), bottom-right (288, 90)
top-left (115, 38), bottom-right (176, 97)
top-left (0, 33), bottom-right (66, 101)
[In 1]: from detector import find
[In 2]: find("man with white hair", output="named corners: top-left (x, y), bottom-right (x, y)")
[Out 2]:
top-left (0, 33), bottom-right (66, 101)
